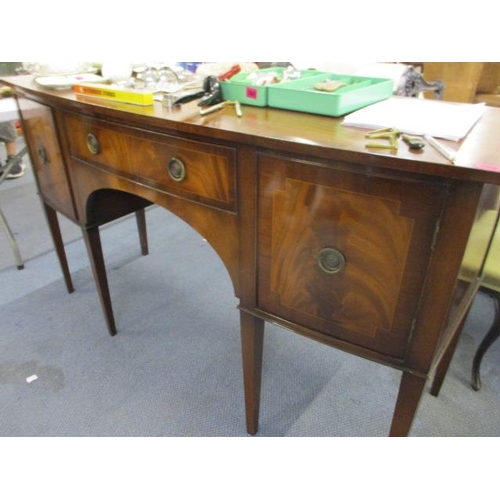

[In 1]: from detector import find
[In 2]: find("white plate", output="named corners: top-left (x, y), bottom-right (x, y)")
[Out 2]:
top-left (34, 74), bottom-right (109, 90)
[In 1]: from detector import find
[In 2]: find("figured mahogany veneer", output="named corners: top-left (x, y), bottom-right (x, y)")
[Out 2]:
top-left (18, 99), bottom-right (76, 220)
top-left (257, 153), bottom-right (447, 360)
top-left (63, 112), bottom-right (237, 212)
top-left (4, 74), bottom-right (500, 436)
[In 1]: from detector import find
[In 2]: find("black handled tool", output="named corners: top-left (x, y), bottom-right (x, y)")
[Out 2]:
top-left (172, 90), bottom-right (206, 106)
top-left (402, 134), bottom-right (425, 150)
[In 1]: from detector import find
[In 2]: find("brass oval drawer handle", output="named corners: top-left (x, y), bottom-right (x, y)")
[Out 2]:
top-left (86, 133), bottom-right (100, 155)
top-left (167, 157), bottom-right (186, 182)
top-left (37, 145), bottom-right (49, 166)
top-left (317, 247), bottom-right (346, 274)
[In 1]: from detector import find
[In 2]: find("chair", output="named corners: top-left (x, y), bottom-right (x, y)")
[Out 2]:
top-left (431, 207), bottom-right (500, 394)
top-left (474, 62), bottom-right (500, 108)
top-left (422, 62), bottom-right (500, 107)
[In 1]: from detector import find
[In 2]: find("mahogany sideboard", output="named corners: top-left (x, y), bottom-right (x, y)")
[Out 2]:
top-left (4, 74), bottom-right (500, 436)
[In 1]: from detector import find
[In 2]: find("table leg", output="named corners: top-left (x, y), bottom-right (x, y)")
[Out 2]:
top-left (389, 371), bottom-right (427, 437)
top-left (82, 226), bottom-right (117, 336)
top-left (42, 203), bottom-right (74, 293)
top-left (240, 311), bottom-right (264, 435)
top-left (135, 209), bottom-right (149, 256)
top-left (429, 315), bottom-right (468, 397)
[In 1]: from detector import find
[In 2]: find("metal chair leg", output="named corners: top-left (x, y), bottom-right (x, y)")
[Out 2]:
top-left (0, 146), bottom-right (28, 270)
top-left (0, 207), bottom-right (24, 269)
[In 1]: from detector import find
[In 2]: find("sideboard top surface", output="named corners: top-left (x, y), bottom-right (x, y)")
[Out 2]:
top-left (4, 74), bottom-right (500, 185)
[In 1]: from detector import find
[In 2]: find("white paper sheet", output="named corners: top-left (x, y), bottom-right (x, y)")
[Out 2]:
top-left (342, 97), bottom-right (486, 141)
top-left (0, 97), bottom-right (20, 122)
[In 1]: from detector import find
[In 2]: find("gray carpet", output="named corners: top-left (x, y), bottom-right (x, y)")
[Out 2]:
top-left (1, 158), bottom-right (499, 437)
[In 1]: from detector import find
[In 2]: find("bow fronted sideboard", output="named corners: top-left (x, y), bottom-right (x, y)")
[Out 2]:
top-left (4, 74), bottom-right (500, 436)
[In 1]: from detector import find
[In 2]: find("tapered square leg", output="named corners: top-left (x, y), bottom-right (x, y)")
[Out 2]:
top-left (390, 371), bottom-right (427, 437)
top-left (82, 226), bottom-right (117, 336)
top-left (429, 319), bottom-right (464, 397)
top-left (135, 209), bottom-right (149, 256)
top-left (240, 311), bottom-right (264, 435)
top-left (430, 288), bottom-right (478, 397)
top-left (42, 203), bottom-right (74, 294)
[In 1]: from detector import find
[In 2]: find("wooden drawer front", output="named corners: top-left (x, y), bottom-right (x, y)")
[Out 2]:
top-left (17, 98), bottom-right (76, 219)
top-left (63, 113), bottom-right (236, 211)
top-left (257, 154), bottom-right (448, 359)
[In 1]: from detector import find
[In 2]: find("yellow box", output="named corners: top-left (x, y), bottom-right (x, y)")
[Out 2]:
top-left (73, 83), bottom-right (154, 106)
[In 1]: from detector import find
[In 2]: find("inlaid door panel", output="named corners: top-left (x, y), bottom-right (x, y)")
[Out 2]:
top-left (17, 98), bottom-right (76, 219)
top-left (257, 154), bottom-right (449, 359)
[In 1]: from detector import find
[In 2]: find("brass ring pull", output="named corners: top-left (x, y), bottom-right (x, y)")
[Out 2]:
top-left (317, 247), bottom-right (346, 274)
top-left (167, 157), bottom-right (186, 182)
top-left (37, 145), bottom-right (49, 166)
top-left (86, 133), bottom-right (100, 155)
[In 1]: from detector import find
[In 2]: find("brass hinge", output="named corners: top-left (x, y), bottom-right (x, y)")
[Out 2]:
top-left (431, 216), bottom-right (442, 251)
top-left (407, 317), bottom-right (417, 344)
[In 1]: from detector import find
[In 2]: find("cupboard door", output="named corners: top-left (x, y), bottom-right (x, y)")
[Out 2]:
top-left (257, 154), bottom-right (448, 360)
top-left (17, 98), bottom-right (76, 219)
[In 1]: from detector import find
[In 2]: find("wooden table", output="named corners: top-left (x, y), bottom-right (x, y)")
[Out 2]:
top-left (4, 74), bottom-right (500, 436)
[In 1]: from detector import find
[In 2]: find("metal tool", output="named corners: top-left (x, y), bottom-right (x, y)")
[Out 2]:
top-left (171, 90), bottom-right (206, 106)
top-left (170, 75), bottom-right (222, 107)
top-left (199, 100), bottom-right (242, 117)
top-left (197, 76), bottom-right (222, 107)
top-left (402, 134), bottom-right (425, 150)
top-left (365, 127), bottom-right (401, 151)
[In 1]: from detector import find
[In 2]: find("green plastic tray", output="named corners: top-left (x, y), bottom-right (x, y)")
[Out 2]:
top-left (220, 68), bottom-right (324, 107)
top-left (267, 73), bottom-right (393, 117)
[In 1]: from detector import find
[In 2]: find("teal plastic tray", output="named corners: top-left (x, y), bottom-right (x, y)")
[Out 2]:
top-left (267, 73), bottom-right (393, 117)
top-left (220, 68), bottom-right (324, 107)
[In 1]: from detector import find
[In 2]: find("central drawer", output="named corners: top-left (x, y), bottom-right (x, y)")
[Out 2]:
top-left (63, 112), bottom-right (237, 212)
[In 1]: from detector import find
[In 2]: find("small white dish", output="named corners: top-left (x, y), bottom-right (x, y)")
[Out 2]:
top-left (35, 74), bottom-right (109, 90)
